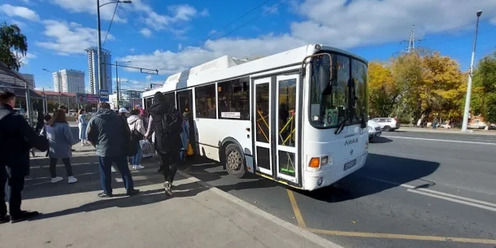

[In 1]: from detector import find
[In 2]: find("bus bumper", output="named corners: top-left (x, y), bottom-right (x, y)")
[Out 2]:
top-left (303, 152), bottom-right (368, 191)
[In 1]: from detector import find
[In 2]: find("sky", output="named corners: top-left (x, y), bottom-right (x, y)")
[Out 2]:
top-left (1, 0), bottom-right (495, 93)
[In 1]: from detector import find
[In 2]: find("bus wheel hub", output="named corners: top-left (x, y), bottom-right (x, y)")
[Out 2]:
top-left (227, 151), bottom-right (242, 170)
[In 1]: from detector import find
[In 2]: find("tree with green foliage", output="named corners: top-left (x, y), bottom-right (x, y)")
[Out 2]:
top-left (473, 52), bottom-right (496, 123)
top-left (0, 23), bottom-right (28, 71)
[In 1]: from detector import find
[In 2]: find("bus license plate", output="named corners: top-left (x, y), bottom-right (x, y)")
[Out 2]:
top-left (344, 159), bottom-right (357, 170)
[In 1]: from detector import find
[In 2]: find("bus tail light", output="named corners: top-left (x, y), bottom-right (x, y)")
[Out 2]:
top-left (309, 157), bottom-right (320, 168)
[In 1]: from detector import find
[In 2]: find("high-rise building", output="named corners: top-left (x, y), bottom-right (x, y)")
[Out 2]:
top-left (52, 69), bottom-right (85, 93)
top-left (0, 73), bottom-right (35, 89)
top-left (86, 47), bottom-right (112, 94)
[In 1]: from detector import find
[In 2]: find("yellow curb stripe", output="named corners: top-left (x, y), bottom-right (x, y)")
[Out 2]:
top-left (307, 228), bottom-right (496, 245)
top-left (287, 189), bottom-right (306, 228)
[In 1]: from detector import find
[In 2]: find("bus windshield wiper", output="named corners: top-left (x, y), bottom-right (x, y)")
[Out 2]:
top-left (335, 116), bottom-right (348, 134)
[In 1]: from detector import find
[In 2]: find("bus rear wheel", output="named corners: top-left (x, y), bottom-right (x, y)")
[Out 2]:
top-left (225, 143), bottom-right (246, 178)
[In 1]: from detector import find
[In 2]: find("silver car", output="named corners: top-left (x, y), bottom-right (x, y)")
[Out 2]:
top-left (373, 117), bottom-right (400, 131)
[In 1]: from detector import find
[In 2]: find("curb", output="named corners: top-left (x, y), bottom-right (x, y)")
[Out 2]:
top-left (177, 170), bottom-right (343, 248)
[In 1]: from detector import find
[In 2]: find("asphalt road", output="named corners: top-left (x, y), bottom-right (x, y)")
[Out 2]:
top-left (182, 130), bottom-right (496, 248)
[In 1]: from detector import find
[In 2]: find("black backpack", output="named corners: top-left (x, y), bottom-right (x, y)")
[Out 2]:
top-left (161, 107), bottom-right (183, 136)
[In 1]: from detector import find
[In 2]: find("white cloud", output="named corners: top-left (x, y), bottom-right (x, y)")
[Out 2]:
top-left (120, 34), bottom-right (306, 76)
top-left (19, 52), bottom-right (37, 65)
top-left (291, 0), bottom-right (496, 48)
top-left (140, 28), bottom-right (152, 37)
top-left (146, 75), bottom-right (152, 80)
top-left (0, 4), bottom-right (40, 21)
top-left (121, 0), bottom-right (496, 77)
top-left (36, 20), bottom-right (113, 55)
top-left (50, 0), bottom-right (126, 22)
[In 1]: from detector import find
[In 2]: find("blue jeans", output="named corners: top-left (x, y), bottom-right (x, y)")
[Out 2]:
top-left (98, 156), bottom-right (134, 195)
top-left (131, 142), bottom-right (142, 166)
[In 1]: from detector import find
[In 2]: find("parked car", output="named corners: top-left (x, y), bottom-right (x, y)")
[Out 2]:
top-left (372, 117), bottom-right (400, 131)
top-left (367, 119), bottom-right (382, 141)
top-left (489, 124), bottom-right (496, 130)
top-left (467, 120), bottom-right (487, 129)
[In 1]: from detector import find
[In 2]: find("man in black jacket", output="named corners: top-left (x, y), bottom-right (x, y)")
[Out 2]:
top-left (86, 102), bottom-right (139, 197)
top-left (0, 90), bottom-right (49, 223)
top-left (145, 92), bottom-right (182, 196)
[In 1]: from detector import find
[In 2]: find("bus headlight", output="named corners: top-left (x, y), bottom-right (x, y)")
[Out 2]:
top-left (321, 155), bottom-right (329, 166)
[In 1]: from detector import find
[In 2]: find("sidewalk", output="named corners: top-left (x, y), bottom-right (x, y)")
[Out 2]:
top-left (0, 142), bottom-right (341, 248)
top-left (398, 126), bottom-right (496, 136)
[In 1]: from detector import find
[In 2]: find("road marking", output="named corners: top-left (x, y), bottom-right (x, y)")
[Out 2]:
top-left (306, 228), bottom-right (496, 245)
top-left (382, 135), bottom-right (496, 146)
top-left (364, 176), bottom-right (496, 212)
top-left (287, 190), bottom-right (307, 228)
top-left (407, 189), bottom-right (496, 212)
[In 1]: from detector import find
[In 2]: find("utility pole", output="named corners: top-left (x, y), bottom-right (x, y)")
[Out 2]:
top-left (407, 25), bottom-right (415, 53)
top-left (462, 10), bottom-right (483, 132)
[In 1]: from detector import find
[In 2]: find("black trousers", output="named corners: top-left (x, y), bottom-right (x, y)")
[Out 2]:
top-left (0, 165), bottom-right (25, 218)
top-left (159, 150), bottom-right (179, 184)
top-left (49, 158), bottom-right (73, 178)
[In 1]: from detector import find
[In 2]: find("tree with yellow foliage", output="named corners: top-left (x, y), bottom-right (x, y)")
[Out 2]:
top-left (368, 62), bottom-right (398, 117)
top-left (389, 51), bottom-right (465, 126)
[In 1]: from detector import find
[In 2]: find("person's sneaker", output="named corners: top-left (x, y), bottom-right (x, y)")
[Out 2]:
top-left (67, 176), bottom-right (78, 184)
top-left (0, 215), bottom-right (10, 224)
top-left (135, 165), bottom-right (144, 170)
top-left (164, 181), bottom-right (172, 196)
top-left (127, 189), bottom-right (140, 196)
top-left (50, 176), bottom-right (63, 183)
top-left (10, 211), bottom-right (40, 223)
top-left (97, 192), bottom-right (113, 198)
top-left (132, 165), bottom-right (136, 170)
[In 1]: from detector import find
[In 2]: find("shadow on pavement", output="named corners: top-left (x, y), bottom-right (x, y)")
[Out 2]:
top-left (32, 189), bottom-right (167, 221)
top-left (21, 155), bottom-right (190, 201)
top-left (302, 153), bottom-right (440, 202)
top-left (181, 156), bottom-right (278, 192)
top-left (370, 136), bottom-right (393, 143)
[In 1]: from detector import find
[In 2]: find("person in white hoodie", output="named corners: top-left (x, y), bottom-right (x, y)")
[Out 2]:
top-left (127, 109), bottom-right (146, 169)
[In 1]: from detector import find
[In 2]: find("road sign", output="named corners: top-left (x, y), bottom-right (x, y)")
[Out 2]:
top-left (99, 89), bottom-right (109, 102)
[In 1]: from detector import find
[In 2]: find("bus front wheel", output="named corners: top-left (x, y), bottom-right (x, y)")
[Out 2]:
top-left (225, 143), bottom-right (246, 178)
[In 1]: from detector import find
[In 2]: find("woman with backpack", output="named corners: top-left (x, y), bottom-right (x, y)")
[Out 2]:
top-left (46, 109), bottom-right (77, 184)
top-left (127, 109), bottom-right (146, 170)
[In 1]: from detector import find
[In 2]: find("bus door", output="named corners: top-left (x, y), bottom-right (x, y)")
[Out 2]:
top-left (176, 90), bottom-right (196, 153)
top-left (275, 74), bottom-right (299, 184)
top-left (253, 78), bottom-right (273, 176)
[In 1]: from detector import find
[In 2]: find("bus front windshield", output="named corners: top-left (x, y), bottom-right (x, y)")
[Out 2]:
top-left (309, 53), bottom-right (367, 129)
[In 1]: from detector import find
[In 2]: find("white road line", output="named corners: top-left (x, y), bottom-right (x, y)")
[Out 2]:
top-left (382, 135), bottom-right (496, 146)
top-left (407, 189), bottom-right (496, 213)
top-left (415, 187), bottom-right (496, 208)
top-left (364, 176), bottom-right (496, 211)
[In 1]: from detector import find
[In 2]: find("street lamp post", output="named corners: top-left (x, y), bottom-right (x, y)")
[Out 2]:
top-left (461, 10), bottom-right (483, 132)
top-left (96, 0), bottom-right (132, 100)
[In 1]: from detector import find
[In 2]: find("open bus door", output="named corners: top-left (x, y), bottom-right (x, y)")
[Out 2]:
top-left (176, 90), bottom-right (196, 155)
top-left (253, 74), bottom-right (301, 186)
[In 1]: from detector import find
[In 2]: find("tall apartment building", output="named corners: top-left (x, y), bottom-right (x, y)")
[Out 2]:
top-left (86, 47), bottom-right (112, 94)
top-left (0, 73), bottom-right (35, 89)
top-left (52, 69), bottom-right (85, 93)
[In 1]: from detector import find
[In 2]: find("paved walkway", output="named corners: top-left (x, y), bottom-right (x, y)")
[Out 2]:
top-left (0, 142), bottom-right (341, 248)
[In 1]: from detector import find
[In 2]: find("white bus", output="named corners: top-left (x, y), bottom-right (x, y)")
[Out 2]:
top-left (142, 44), bottom-right (368, 191)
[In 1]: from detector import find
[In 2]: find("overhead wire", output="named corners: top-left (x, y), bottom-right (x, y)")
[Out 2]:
top-left (102, 2), bottom-right (119, 47)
